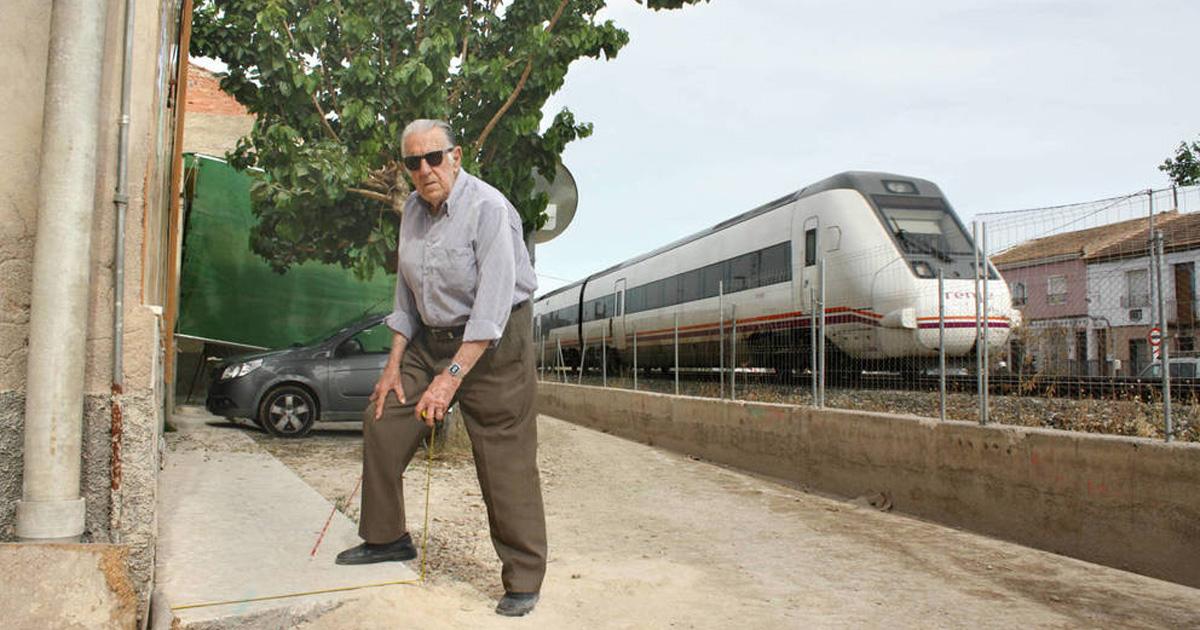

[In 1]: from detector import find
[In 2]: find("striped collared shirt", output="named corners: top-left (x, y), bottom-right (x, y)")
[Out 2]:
top-left (386, 170), bottom-right (537, 342)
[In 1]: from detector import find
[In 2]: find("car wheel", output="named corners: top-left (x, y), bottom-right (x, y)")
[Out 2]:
top-left (258, 385), bottom-right (318, 438)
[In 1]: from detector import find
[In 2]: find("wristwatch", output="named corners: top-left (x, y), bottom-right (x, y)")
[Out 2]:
top-left (447, 362), bottom-right (464, 379)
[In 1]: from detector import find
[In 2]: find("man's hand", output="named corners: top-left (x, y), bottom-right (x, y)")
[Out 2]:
top-left (414, 373), bottom-right (460, 427)
top-left (369, 367), bottom-right (405, 421)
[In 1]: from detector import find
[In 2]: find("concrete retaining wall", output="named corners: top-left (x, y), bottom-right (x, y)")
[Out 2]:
top-left (539, 382), bottom-right (1200, 588)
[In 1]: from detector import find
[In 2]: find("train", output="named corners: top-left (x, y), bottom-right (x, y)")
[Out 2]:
top-left (533, 171), bottom-right (1018, 377)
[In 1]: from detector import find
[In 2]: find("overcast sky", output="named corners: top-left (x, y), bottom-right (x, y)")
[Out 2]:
top-left (532, 0), bottom-right (1200, 292)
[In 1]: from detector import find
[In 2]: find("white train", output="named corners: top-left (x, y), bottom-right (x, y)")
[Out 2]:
top-left (534, 171), bottom-right (1017, 375)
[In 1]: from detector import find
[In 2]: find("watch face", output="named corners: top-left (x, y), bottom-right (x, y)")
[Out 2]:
top-left (449, 363), bottom-right (462, 377)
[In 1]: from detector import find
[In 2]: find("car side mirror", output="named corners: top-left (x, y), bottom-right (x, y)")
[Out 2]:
top-left (336, 338), bottom-right (364, 357)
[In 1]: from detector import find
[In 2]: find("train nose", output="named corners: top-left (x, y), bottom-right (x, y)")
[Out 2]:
top-left (916, 310), bottom-right (1014, 354)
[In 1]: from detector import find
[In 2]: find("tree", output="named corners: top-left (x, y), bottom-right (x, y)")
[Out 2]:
top-left (190, 0), bottom-right (708, 277)
top-left (1160, 136), bottom-right (1200, 187)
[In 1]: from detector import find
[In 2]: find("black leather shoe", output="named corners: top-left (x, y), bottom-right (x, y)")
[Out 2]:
top-left (495, 591), bottom-right (539, 617)
top-left (335, 534), bottom-right (416, 565)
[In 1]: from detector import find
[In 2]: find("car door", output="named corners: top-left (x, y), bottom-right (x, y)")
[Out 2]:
top-left (324, 319), bottom-right (392, 417)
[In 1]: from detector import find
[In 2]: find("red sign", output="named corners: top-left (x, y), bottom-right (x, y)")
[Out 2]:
top-left (1148, 327), bottom-right (1162, 347)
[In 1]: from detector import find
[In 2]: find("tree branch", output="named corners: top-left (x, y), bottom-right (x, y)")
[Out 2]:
top-left (473, 0), bottom-right (569, 157)
top-left (448, 3), bottom-right (472, 108)
top-left (282, 16), bottom-right (342, 143)
top-left (414, 1), bottom-right (426, 50)
top-left (348, 187), bottom-right (394, 205)
top-left (311, 94), bottom-right (342, 143)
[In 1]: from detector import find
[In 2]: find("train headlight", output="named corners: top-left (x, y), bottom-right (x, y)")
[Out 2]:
top-left (912, 261), bottom-right (934, 278)
top-left (883, 180), bottom-right (918, 194)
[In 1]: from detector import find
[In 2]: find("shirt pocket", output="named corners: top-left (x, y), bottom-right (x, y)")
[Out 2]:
top-left (428, 245), bottom-right (477, 300)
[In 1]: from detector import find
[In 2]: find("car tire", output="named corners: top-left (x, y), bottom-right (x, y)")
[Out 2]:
top-left (258, 385), bottom-right (318, 438)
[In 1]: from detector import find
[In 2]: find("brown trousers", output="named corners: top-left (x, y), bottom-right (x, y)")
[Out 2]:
top-left (358, 301), bottom-right (547, 593)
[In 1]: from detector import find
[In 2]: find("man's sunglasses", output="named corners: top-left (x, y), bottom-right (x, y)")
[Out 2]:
top-left (403, 148), bottom-right (455, 171)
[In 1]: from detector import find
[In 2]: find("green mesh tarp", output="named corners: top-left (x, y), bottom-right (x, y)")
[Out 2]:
top-left (177, 154), bottom-right (394, 349)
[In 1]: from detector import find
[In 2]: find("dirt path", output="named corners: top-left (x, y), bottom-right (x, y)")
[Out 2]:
top-left (247, 416), bottom-right (1200, 629)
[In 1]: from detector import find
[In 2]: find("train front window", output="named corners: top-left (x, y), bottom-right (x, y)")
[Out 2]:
top-left (878, 205), bottom-right (971, 261)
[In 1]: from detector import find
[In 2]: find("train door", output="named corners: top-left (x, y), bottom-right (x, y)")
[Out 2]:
top-left (612, 278), bottom-right (627, 350)
top-left (799, 215), bottom-right (820, 313)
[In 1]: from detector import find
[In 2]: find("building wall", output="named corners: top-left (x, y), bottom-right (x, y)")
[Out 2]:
top-left (1001, 259), bottom-right (1092, 374)
top-left (182, 63), bottom-right (254, 157)
top-left (0, 0), bottom-right (183, 619)
top-left (1001, 258), bottom-right (1088, 322)
top-left (1087, 249), bottom-right (1200, 374)
top-left (1088, 250), bottom-right (1200, 328)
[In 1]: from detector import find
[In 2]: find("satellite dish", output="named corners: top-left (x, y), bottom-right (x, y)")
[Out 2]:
top-left (531, 160), bottom-right (578, 244)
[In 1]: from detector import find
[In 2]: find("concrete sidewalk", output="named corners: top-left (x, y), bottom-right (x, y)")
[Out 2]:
top-left (152, 407), bottom-right (419, 629)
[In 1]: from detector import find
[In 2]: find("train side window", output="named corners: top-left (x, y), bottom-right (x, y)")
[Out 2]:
top-left (641, 280), bottom-right (659, 311)
top-left (615, 292), bottom-right (623, 316)
top-left (681, 269), bottom-right (703, 303)
top-left (805, 228), bottom-right (817, 266)
top-left (729, 251), bottom-right (758, 292)
top-left (760, 242), bottom-right (791, 285)
top-left (701, 262), bottom-right (723, 299)
top-left (662, 275), bottom-right (680, 307)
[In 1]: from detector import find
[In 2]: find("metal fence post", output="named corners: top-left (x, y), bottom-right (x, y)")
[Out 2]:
top-left (818, 259), bottom-right (826, 408)
top-left (981, 222), bottom-right (990, 425)
top-left (674, 312), bottom-right (680, 396)
top-left (810, 287), bottom-right (817, 405)
top-left (973, 221), bottom-right (984, 425)
top-left (719, 280), bottom-right (725, 400)
top-left (577, 329), bottom-right (587, 385)
top-left (731, 304), bottom-right (738, 400)
top-left (939, 270), bottom-right (946, 422)
top-left (556, 338), bottom-right (565, 383)
top-left (1156, 227), bottom-right (1174, 441)
top-left (632, 327), bottom-right (638, 391)
top-left (602, 327), bottom-right (607, 388)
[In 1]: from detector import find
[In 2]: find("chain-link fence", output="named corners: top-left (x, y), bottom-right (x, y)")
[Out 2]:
top-left (538, 184), bottom-right (1200, 443)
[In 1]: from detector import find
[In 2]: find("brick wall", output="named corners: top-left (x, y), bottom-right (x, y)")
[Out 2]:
top-left (185, 63), bottom-right (248, 116)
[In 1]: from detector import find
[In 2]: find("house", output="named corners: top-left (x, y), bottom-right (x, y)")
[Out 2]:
top-left (1084, 211), bottom-right (1200, 375)
top-left (992, 215), bottom-right (1170, 375)
top-left (1, 0), bottom-right (189, 624)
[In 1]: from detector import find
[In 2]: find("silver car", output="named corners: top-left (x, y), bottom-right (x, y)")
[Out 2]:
top-left (206, 313), bottom-right (394, 437)
top-left (1137, 357), bottom-right (1200, 379)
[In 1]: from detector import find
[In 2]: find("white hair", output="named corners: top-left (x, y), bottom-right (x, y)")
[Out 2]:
top-left (400, 119), bottom-right (456, 154)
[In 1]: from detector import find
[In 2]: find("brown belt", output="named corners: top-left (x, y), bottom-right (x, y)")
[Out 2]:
top-left (425, 302), bottom-right (527, 341)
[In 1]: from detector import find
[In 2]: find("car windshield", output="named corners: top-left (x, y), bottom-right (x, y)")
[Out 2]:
top-left (288, 314), bottom-right (383, 348)
top-left (1138, 361), bottom-right (1198, 378)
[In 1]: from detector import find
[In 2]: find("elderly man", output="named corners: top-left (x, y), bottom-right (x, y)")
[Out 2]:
top-left (335, 119), bottom-right (546, 617)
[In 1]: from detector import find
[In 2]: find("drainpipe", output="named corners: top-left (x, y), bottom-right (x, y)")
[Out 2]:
top-left (16, 0), bottom-right (112, 541)
top-left (110, 0), bottom-right (137, 544)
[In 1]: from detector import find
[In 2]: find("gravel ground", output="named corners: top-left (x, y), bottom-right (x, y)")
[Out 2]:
top-left (233, 413), bottom-right (1200, 629)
